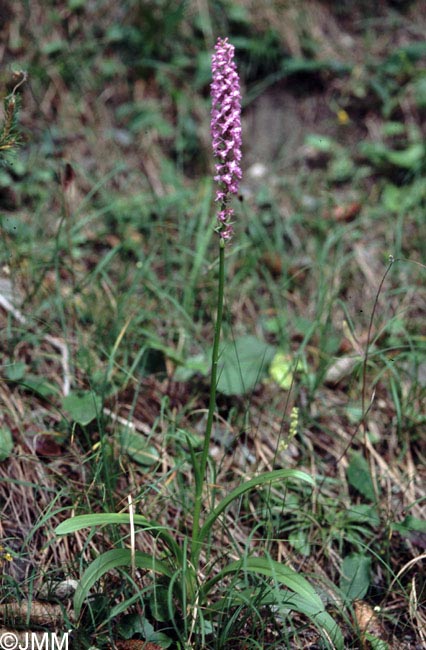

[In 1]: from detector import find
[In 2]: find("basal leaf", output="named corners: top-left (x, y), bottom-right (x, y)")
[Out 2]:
top-left (392, 514), bottom-right (426, 548)
top-left (393, 514), bottom-right (426, 535)
top-left (24, 375), bottom-right (58, 398)
top-left (340, 553), bottom-right (371, 603)
top-left (120, 430), bottom-right (160, 467)
top-left (346, 504), bottom-right (380, 527)
top-left (347, 452), bottom-right (377, 501)
top-left (62, 391), bottom-right (102, 426)
top-left (216, 335), bottom-right (276, 396)
top-left (74, 549), bottom-right (173, 618)
top-left (269, 351), bottom-right (294, 390)
top-left (55, 513), bottom-right (181, 561)
top-left (5, 361), bottom-right (26, 381)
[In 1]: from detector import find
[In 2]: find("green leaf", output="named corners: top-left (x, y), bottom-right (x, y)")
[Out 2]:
top-left (340, 553), bottom-right (371, 603)
top-left (392, 515), bottom-right (426, 547)
top-left (328, 155), bottom-right (356, 183)
top-left (55, 513), bottom-right (182, 561)
top-left (204, 557), bottom-right (343, 649)
top-left (120, 430), bottom-right (160, 467)
top-left (198, 469), bottom-right (314, 548)
top-left (0, 426), bottom-right (13, 462)
top-left (216, 335), bottom-right (276, 396)
top-left (358, 142), bottom-right (389, 166)
top-left (304, 134), bottom-right (336, 153)
top-left (274, 591), bottom-right (344, 649)
top-left (414, 76), bottom-right (426, 109)
top-left (385, 143), bottom-right (424, 169)
top-left (269, 352), bottom-right (293, 390)
top-left (173, 353), bottom-right (209, 382)
top-left (68, 0), bottom-right (85, 9)
top-left (381, 183), bottom-right (403, 212)
top-left (288, 529), bottom-right (311, 556)
top-left (347, 452), bottom-right (377, 501)
top-left (55, 512), bottom-right (152, 534)
top-left (149, 586), bottom-right (170, 622)
top-left (42, 40), bottom-right (67, 56)
top-left (387, 41), bottom-right (426, 63)
top-left (294, 316), bottom-right (316, 337)
top-left (62, 391), bottom-right (102, 425)
top-left (364, 632), bottom-right (389, 650)
top-left (393, 514), bottom-right (426, 535)
top-left (118, 613), bottom-right (172, 646)
top-left (73, 549), bottom-right (173, 618)
top-left (282, 57), bottom-right (350, 76)
top-left (5, 361), bottom-right (26, 381)
top-left (346, 504), bottom-right (380, 527)
top-left (380, 121), bottom-right (405, 137)
top-left (24, 375), bottom-right (58, 398)
top-left (205, 556), bottom-right (321, 608)
top-left (118, 613), bottom-right (148, 639)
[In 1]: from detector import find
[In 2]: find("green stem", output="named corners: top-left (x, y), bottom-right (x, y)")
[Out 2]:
top-left (191, 239), bottom-right (225, 565)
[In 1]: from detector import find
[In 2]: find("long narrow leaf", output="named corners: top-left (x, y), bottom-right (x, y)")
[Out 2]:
top-left (203, 557), bottom-right (321, 608)
top-left (55, 513), bottom-right (182, 561)
top-left (74, 549), bottom-right (173, 618)
top-left (198, 469), bottom-right (314, 547)
top-left (274, 591), bottom-right (343, 650)
top-left (211, 587), bottom-right (342, 649)
top-left (203, 557), bottom-right (343, 649)
top-left (55, 513), bottom-right (161, 533)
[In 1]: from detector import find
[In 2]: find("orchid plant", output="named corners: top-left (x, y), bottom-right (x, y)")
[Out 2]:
top-left (55, 38), bottom-right (343, 650)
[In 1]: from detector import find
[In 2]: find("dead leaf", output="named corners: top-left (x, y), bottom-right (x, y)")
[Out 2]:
top-left (353, 600), bottom-right (388, 648)
top-left (34, 432), bottom-right (64, 457)
top-left (325, 355), bottom-right (359, 385)
top-left (332, 201), bottom-right (362, 222)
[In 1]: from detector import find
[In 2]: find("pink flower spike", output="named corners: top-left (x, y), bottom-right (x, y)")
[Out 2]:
top-left (211, 37), bottom-right (242, 242)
